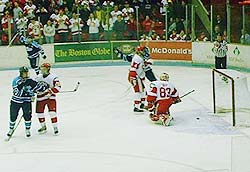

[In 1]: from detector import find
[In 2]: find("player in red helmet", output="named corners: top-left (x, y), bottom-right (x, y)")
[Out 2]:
top-left (35, 63), bottom-right (61, 135)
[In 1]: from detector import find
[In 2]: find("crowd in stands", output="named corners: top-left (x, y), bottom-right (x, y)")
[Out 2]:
top-left (0, 0), bottom-right (249, 44)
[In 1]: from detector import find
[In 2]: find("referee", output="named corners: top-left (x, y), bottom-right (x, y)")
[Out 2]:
top-left (213, 34), bottom-right (228, 69)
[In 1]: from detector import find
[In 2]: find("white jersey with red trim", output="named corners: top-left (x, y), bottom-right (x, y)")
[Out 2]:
top-left (147, 80), bottom-right (179, 101)
top-left (130, 54), bottom-right (145, 79)
top-left (36, 73), bottom-right (61, 101)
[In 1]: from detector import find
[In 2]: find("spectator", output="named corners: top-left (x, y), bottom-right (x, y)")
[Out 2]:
top-left (69, 12), bottom-right (84, 42)
top-left (64, 6), bottom-right (72, 19)
top-left (142, 15), bottom-right (154, 36)
top-left (1, 11), bottom-right (13, 35)
top-left (140, 33), bottom-right (152, 41)
top-left (101, 13), bottom-right (113, 40)
top-left (36, 6), bottom-right (50, 25)
top-left (113, 14), bottom-right (127, 40)
top-left (110, 5), bottom-right (122, 23)
top-left (175, 17), bottom-right (184, 34)
top-left (127, 14), bottom-right (137, 40)
top-left (24, 1), bottom-right (36, 19)
top-left (15, 12), bottom-right (28, 35)
top-left (43, 19), bottom-right (55, 43)
top-left (13, 1), bottom-right (23, 33)
top-left (169, 29), bottom-right (179, 41)
top-left (178, 30), bottom-right (187, 41)
top-left (142, 0), bottom-right (152, 17)
top-left (151, 30), bottom-right (160, 40)
top-left (196, 31), bottom-right (208, 42)
top-left (175, 0), bottom-right (186, 20)
top-left (168, 17), bottom-right (176, 36)
top-left (79, 4), bottom-right (90, 32)
top-left (213, 25), bottom-right (221, 41)
top-left (27, 18), bottom-right (43, 43)
top-left (214, 14), bottom-right (225, 32)
top-left (55, 9), bottom-right (69, 42)
top-left (240, 29), bottom-right (250, 45)
top-left (122, 1), bottom-right (134, 22)
top-left (87, 13), bottom-right (100, 41)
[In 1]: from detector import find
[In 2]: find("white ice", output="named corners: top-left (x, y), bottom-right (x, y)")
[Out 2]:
top-left (0, 64), bottom-right (250, 172)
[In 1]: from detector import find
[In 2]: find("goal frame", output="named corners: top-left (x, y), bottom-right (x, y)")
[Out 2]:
top-left (212, 69), bottom-right (236, 126)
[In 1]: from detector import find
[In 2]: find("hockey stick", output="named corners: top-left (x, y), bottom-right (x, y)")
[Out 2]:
top-left (8, 32), bottom-right (19, 47)
top-left (5, 115), bottom-right (23, 142)
top-left (180, 89), bottom-right (195, 99)
top-left (60, 82), bottom-right (80, 93)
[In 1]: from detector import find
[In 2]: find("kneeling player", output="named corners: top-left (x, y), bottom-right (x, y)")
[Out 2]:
top-left (147, 73), bottom-right (181, 126)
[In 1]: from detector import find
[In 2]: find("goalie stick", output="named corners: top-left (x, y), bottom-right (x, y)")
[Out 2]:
top-left (5, 115), bottom-right (23, 142)
top-left (180, 89), bottom-right (195, 99)
top-left (60, 82), bottom-right (80, 93)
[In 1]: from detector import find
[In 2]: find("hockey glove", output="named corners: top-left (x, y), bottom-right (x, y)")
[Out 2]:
top-left (173, 97), bottom-right (181, 104)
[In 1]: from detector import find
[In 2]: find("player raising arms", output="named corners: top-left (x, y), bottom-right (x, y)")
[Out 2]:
top-left (35, 63), bottom-right (61, 135)
top-left (19, 33), bottom-right (47, 75)
top-left (147, 72), bottom-right (181, 126)
top-left (7, 66), bottom-right (48, 138)
top-left (115, 45), bottom-right (157, 82)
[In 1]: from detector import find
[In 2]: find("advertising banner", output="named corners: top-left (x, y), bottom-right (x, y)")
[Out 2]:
top-left (54, 42), bottom-right (111, 62)
top-left (141, 41), bottom-right (192, 61)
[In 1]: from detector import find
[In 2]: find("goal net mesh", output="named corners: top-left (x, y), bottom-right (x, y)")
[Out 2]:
top-left (214, 69), bottom-right (250, 126)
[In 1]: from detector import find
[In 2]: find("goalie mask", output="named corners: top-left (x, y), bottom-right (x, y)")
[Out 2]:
top-left (160, 72), bottom-right (169, 81)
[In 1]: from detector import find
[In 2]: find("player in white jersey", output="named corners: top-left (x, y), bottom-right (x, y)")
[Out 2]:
top-left (147, 73), bottom-right (181, 126)
top-left (128, 46), bottom-right (147, 112)
top-left (35, 63), bottom-right (61, 135)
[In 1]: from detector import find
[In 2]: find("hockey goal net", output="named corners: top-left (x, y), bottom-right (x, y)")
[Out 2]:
top-left (212, 69), bottom-right (250, 126)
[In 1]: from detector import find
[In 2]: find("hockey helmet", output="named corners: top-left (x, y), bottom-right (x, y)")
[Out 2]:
top-left (40, 63), bottom-right (51, 75)
top-left (19, 66), bottom-right (29, 77)
top-left (159, 72), bottom-right (169, 81)
top-left (136, 45), bottom-right (145, 52)
top-left (41, 63), bottom-right (51, 69)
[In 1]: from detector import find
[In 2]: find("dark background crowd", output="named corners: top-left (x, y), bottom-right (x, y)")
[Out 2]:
top-left (0, 0), bottom-right (249, 45)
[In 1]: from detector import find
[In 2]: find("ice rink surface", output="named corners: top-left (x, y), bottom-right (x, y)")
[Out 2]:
top-left (0, 64), bottom-right (250, 172)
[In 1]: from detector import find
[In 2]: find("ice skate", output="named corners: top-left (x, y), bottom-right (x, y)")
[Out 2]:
top-left (53, 127), bottom-right (59, 135)
top-left (140, 103), bottom-right (145, 109)
top-left (134, 107), bottom-right (144, 112)
top-left (38, 126), bottom-right (47, 134)
top-left (25, 129), bottom-right (31, 137)
top-left (6, 129), bottom-right (14, 137)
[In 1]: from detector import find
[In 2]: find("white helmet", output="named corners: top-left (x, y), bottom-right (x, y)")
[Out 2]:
top-left (160, 72), bottom-right (169, 81)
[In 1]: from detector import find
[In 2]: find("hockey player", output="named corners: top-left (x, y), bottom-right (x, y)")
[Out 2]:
top-left (147, 72), bottom-right (181, 126)
top-left (19, 33), bottom-right (47, 75)
top-left (114, 45), bottom-right (157, 82)
top-left (128, 46), bottom-right (149, 112)
top-left (35, 63), bottom-right (61, 135)
top-left (7, 66), bottom-right (48, 138)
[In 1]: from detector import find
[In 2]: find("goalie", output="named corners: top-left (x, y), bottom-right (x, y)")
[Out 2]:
top-left (19, 33), bottom-right (47, 75)
top-left (147, 72), bottom-right (181, 126)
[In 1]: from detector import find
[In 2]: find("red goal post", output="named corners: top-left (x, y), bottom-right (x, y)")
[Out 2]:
top-left (212, 69), bottom-right (236, 126)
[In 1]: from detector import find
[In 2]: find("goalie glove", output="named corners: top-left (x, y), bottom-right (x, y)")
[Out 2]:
top-left (172, 97), bottom-right (181, 104)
